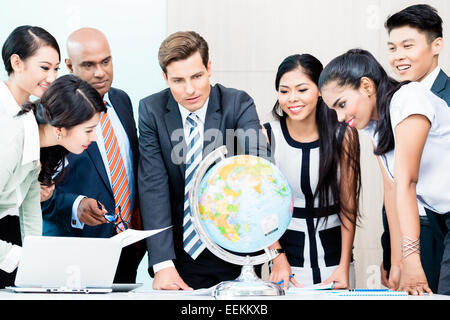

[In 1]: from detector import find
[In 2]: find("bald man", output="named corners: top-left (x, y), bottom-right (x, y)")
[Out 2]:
top-left (41, 28), bottom-right (144, 283)
top-left (65, 28), bottom-right (113, 98)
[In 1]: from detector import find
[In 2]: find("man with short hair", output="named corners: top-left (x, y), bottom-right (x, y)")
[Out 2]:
top-left (138, 31), bottom-right (268, 290)
top-left (386, 4), bottom-right (449, 94)
top-left (381, 4), bottom-right (450, 294)
top-left (42, 28), bottom-right (144, 283)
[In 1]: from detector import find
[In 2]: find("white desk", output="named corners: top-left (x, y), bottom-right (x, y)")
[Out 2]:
top-left (1, 289), bottom-right (447, 319)
top-left (1, 289), bottom-right (449, 300)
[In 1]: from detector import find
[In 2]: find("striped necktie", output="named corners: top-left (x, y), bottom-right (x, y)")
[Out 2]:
top-left (183, 113), bottom-right (206, 259)
top-left (100, 108), bottom-right (131, 233)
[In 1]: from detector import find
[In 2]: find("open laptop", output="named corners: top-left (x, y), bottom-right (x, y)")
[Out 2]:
top-left (8, 236), bottom-right (123, 293)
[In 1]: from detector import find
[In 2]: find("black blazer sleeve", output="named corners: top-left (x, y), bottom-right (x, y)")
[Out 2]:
top-left (138, 96), bottom-right (176, 267)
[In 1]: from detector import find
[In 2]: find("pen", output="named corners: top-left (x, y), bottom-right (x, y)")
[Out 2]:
top-left (98, 200), bottom-right (114, 223)
top-left (276, 274), bottom-right (295, 285)
top-left (349, 289), bottom-right (389, 292)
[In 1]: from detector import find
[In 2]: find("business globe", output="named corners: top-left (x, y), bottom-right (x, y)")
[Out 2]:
top-left (197, 154), bottom-right (293, 254)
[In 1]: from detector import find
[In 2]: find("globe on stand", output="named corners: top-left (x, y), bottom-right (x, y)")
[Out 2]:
top-left (189, 146), bottom-right (293, 299)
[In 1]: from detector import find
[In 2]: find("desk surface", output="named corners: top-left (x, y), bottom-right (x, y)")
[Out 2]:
top-left (3, 289), bottom-right (446, 319)
top-left (1, 289), bottom-right (449, 300)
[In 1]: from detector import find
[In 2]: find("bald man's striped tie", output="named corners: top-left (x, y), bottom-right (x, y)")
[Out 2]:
top-left (100, 108), bottom-right (131, 233)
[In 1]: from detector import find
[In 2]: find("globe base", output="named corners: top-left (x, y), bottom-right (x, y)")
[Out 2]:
top-left (213, 264), bottom-right (284, 299)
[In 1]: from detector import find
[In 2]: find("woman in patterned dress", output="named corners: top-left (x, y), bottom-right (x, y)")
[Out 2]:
top-left (263, 54), bottom-right (361, 289)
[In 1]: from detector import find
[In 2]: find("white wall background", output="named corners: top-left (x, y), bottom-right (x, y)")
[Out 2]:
top-left (2, 0), bottom-right (449, 290)
top-left (0, 0), bottom-right (168, 121)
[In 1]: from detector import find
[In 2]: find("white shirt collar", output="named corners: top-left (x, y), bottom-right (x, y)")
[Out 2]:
top-left (103, 91), bottom-right (112, 108)
top-left (0, 81), bottom-right (39, 164)
top-left (178, 97), bottom-right (209, 127)
top-left (0, 81), bottom-right (21, 117)
top-left (21, 111), bottom-right (40, 165)
top-left (421, 66), bottom-right (441, 90)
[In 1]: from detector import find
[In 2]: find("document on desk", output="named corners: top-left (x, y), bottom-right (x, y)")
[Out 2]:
top-left (135, 286), bottom-right (216, 296)
top-left (332, 289), bottom-right (408, 296)
top-left (286, 282), bottom-right (334, 294)
top-left (112, 226), bottom-right (172, 248)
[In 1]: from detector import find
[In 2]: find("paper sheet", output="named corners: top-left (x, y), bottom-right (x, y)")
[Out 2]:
top-left (332, 289), bottom-right (408, 296)
top-left (112, 226), bottom-right (172, 248)
top-left (285, 282), bottom-right (334, 294)
top-left (135, 286), bottom-right (216, 296)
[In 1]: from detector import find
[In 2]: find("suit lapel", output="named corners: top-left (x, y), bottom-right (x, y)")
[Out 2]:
top-left (108, 89), bottom-right (136, 145)
top-left (203, 85), bottom-right (222, 157)
top-left (164, 94), bottom-right (186, 177)
top-left (431, 70), bottom-right (448, 96)
top-left (86, 142), bottom-right (114, 197)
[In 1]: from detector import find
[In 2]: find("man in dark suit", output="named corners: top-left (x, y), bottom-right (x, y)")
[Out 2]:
top-left (138, 31), bottom-right (268, 290)
top-left (41, 28), bottom-right (144, 283)
top-left (381, 4), bottom-right (450, 294)
top-left (431, 69), bottom-right (450, 103)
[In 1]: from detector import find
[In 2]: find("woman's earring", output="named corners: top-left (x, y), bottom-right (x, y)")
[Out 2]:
top-left (56, 133), bottom-right (62, 141)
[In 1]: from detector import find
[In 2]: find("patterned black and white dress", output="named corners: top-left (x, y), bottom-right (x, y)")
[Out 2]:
top-left (264, 117), bottom-right (355, 287)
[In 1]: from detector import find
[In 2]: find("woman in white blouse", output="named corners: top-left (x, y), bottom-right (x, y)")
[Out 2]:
top-left (1, 26), bottom-right (61, 203)
top-left (318, 49), bottom-right (450, 296)
top-left (0, 25), bottom-right (60, 288)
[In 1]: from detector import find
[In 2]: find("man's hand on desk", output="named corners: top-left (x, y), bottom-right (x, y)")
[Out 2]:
top-left (153, 266), bottom-right (193, 291)
top-left (77, 198), bottom-right (108, 226)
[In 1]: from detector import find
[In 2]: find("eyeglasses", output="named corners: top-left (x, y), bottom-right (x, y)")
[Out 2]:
top-left (97, 200), bottom-right (128, 232)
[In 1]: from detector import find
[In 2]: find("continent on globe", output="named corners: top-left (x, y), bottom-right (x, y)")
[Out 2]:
top-left (197, 155), bottom-right (293, 253)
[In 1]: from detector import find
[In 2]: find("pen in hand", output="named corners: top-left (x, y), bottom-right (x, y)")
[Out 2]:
top-left (276, 274), bottom-right (295, 285)
top-left (96, 199), bottom-right (111, 223)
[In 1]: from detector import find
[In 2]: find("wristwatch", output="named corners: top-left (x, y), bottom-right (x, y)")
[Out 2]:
top-left (273, 248), bottom-right (285, 255)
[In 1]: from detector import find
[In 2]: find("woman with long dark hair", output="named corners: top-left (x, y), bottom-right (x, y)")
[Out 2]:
top-left (0, 74), bottom-right (106, 288)
top-left (318, 48), bottom-right (450, 295)
top-left (263, 54), bottom-right (361, 289)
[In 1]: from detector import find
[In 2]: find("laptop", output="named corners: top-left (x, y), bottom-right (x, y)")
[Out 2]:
top-left (9, 235), bottom-right (123, 294)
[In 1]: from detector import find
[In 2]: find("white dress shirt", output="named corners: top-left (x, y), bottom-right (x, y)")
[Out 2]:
top-left (421, 66), bottom-right (441, 91)
top-left (0, 81), bottom-right (39, 220)
top-left (0, 112), bottom-right (40, 272)
top-left (363, 69), bottom-right (443, 218)
top-left (0, 81), bottom-right (21, 117)
top-left (363, 82), bottom-right (450, 214)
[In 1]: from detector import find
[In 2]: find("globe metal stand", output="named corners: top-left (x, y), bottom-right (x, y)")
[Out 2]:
top-left (213, 258), bottom-right (284, 299)
top-left (189, 146), bottom-right (286, 299)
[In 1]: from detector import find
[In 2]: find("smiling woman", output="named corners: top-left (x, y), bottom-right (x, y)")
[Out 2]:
top-left (1, 25), bottom-right (60, 115)
top-left (318, 48), bottom-right (450, 296)
top-left (263, 54), bottom-right (361, 290)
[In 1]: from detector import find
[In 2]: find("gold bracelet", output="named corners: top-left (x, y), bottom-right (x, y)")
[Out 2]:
top-left (401, 236), bottom-right (420, 259)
